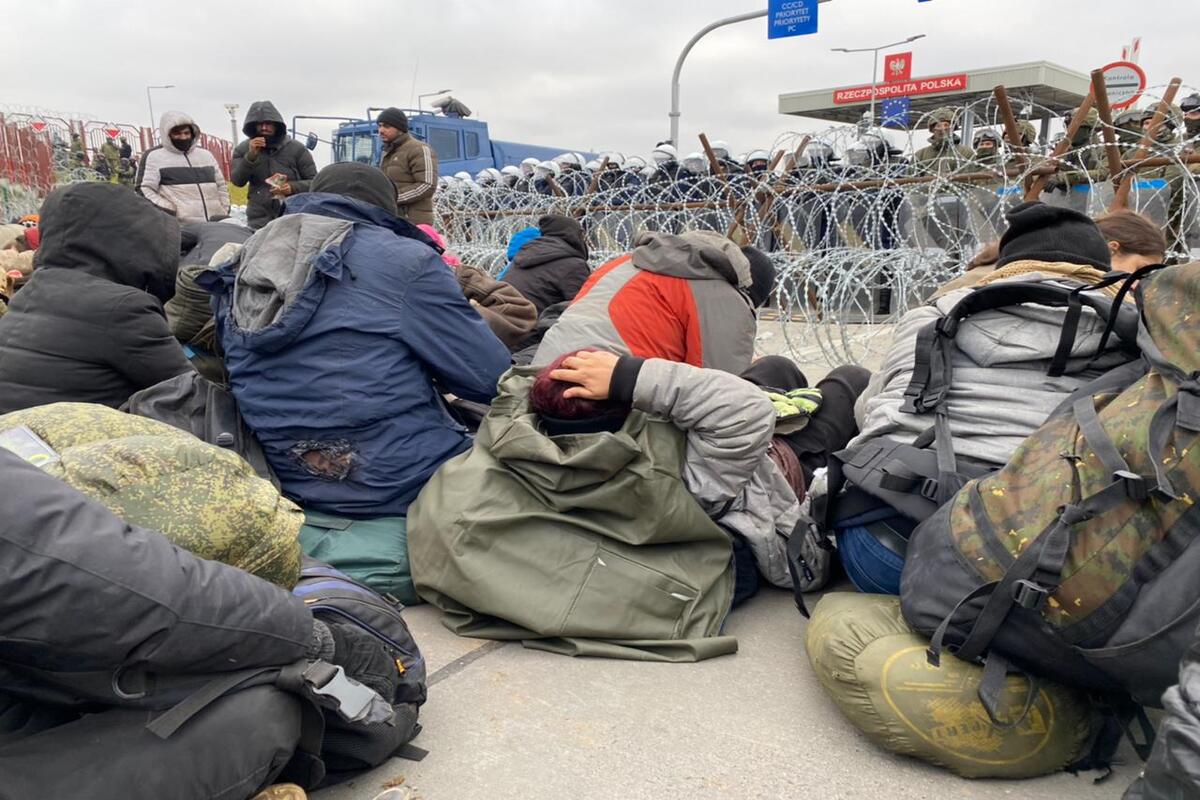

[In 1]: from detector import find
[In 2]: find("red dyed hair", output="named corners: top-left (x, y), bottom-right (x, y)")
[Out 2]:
top-left (528, 349), bottom-right (630, 420)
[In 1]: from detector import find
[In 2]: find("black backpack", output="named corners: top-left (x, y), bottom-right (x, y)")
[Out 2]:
top-left (291, 557), bottom-right (429, 780)
top-left (292, 557), bottom-right (427, 707)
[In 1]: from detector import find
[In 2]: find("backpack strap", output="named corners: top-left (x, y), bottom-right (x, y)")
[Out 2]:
top-left (975, 652), bottom-right (1041, 729)
top-left (785, 527), bottom-right (813, 619)
top-left (1087, 263), bottom-right (1169, 371)
top-left (902, 281), bottom-right (1137, 415)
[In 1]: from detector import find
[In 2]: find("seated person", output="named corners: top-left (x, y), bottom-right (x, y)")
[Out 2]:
top-left (936, 208), bottom-right (1165, 297)
top-left (818, 202), bottom-right (1142, 596)
top-left (166, 219), bottom-right (256, 383)
top-left (408, 348), bottom-right (867, 657)
top-left (532, 231), bottom-right (775, 375)
top-left (0, 448), bottom-right (408, 800)
top-left (203, 163), bottom-right (511, 518)
top-left (503, 214), bottom-right (591, 314)
top-left (1094, 209), bottom-right (1167, 272)
top-left (0, 183), bottom-right (194, 413)
top-left (416, 224), bottom-right (537, 350)
top-left (854, 202), bottom-right (1138, 473)
top-left (166, 219), bottom-right (255, 345)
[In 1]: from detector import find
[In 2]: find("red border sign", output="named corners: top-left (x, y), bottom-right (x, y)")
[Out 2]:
top-left (833, 73), bottom-right (968, 105)
top-left (883, 52), bottom-right (913, 84)
top-left (1100, 60), bottom-right (1147, 111)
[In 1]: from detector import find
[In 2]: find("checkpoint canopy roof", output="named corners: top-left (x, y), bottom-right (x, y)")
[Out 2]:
top-left (778, 61), bottom-right (1091, 126)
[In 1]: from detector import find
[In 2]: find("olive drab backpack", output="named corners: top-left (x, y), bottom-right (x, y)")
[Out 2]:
top-left (900, 263), bottom-right (1200, 731)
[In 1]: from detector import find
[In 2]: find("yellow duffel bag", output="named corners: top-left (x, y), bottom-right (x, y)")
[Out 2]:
top-left (805, 592), bottom-right (1096, 779)
top-left (0, 403), bottom-right (302, 586)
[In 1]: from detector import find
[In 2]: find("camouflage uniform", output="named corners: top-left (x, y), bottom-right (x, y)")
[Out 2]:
top-left (972, 129), bottom-right (1004, 168)
top-left (69, 135), bottom-right (88, 166)
top-left (115, 157), bottom-right (136, 188)
top-left (1181, 92), bottom-right (1200, 150)
top-left (1113, 109), bottom-right (1145, 155)
top-left (99, 139), bottom-right (121, 181)
top-left (1134, 105), bottom-right (1195, 261)
top-left (1048, 108), bottom-right (1107, 193)
top-left (913, 107), bottom-right (976, 176)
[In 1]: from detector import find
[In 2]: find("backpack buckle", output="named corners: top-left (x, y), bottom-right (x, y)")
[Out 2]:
top-left (1011, 579), bottom-right (1049, 610)
top-left (901, 388), bottom-right (944, 415)
top-left (919, 477), bottom-right (940, 501)
top-left (301, 662), bottom-right (394, 726)
top-left (1113, 470), bottom-right (1148, 501)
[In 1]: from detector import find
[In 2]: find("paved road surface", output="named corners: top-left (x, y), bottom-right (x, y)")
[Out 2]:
top-left (314, 589), bottom-right (1137, 800)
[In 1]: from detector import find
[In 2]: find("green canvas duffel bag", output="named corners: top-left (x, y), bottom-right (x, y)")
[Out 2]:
top-left (806, 592), bottom-right (1096, 779)
top-left (298, 510), bottom-right (417, 606)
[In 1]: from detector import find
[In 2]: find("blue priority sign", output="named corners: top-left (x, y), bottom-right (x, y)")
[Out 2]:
top-left (768, 0), bottom-right (819, 39)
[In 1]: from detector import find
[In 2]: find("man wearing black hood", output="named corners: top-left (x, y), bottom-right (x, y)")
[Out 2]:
top-left (504, 214), bottom-right (591, 313)
top-left (231, 101), bottom-right (317, 229)
top-left (0, 183), bottom-right (195, 412)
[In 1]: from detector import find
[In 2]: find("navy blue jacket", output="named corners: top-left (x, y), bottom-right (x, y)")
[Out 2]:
top-left (203, 193), bottom-right (510, 517)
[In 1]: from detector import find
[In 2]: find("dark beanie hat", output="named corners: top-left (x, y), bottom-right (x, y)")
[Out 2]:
top-left (311, 162), bottom-right (398, 216)
top-left (996, 201), bottom-right (1111, 272)
top-left (741, 246), bottom-right (777, 308)
top-left (376, 107), bottom-right (409, 133)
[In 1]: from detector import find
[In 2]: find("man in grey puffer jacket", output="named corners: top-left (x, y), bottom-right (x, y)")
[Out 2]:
top-left (137, 111), bottom-right (230, 223)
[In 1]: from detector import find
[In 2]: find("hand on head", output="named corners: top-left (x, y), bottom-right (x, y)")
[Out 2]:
top-left (548, 350), bottom-right (620, 400)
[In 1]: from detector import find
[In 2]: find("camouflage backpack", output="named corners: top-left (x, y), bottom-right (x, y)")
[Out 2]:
top-left (900, 262), bottom-right (1200, 725)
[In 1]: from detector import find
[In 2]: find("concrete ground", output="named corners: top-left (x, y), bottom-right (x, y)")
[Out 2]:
top-left (315, 317), bottom-right (1138, 800)
top-left (314, 589), bottom-right (1137, 800)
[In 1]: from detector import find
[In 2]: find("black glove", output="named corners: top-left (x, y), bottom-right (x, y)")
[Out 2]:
top-left (313, 619), bottom-right (402, 704)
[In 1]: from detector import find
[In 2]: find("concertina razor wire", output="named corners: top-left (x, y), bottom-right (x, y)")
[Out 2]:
top-left (438, 85), bottom-right (1200, 366)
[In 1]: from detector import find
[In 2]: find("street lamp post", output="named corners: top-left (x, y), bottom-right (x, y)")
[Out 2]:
top-left (669, 2), bottom-right (833, 147)
top-left (146, 84), bottom-right (175, 134)
top-left (830, 34), bottom-right (925, 127)
top-left (418, 89), bottom-right (452, 111)
top-left (223, 104), bottom-right (240, 144)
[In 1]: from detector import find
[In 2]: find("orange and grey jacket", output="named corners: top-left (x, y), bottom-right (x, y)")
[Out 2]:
top-left (532, 231), bottom-right (757, 375)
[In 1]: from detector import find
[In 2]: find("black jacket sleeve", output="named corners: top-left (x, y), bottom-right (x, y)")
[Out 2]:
top-left (289, 144), bottom-right (317, 195)
top-left (230, 140), bottom-right (256, 188)
top-left (0, 450), bottom-right (313, 675)
top-left (109, 293), bottom-right (196, 390)
top-left (1124, 642), bottom-right (1200, 799)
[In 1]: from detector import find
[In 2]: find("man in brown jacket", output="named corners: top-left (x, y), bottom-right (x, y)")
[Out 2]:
top-left (376, 107), bottom-right (438, 226)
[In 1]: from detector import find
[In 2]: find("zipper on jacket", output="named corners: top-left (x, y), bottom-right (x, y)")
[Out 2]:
top-left (183, 150), bottom-right (211, 221)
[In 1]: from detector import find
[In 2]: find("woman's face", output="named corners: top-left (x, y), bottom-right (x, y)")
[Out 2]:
top-left (1109, 242), bottom-right (1164, 273)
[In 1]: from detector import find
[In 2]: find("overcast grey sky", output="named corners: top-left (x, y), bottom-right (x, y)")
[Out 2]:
top-left (2, 0), bottom-right (1189, 162)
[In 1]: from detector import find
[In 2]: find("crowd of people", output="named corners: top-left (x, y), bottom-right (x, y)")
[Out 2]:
top-left (1, 101), bottom-right (1200, 800)
top-left (442, 95), bottom-right (1200, 196)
